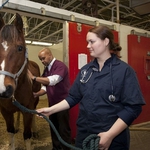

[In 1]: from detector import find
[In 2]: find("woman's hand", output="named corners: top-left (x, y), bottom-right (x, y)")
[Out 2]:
top-left (36, 100), bottom-right (70, 118)
top-left (36, 107), bottom-right (52, 117)
top-left (97, 118), bottom-right (128, 150)
top-left (97, 131), bottom-right (113, 150)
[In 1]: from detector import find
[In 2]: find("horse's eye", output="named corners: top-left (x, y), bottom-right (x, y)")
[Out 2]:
top-left (17, 45), bottom-right (24, 52)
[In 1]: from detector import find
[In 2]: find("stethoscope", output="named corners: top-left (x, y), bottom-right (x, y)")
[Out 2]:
top-left (108, 63), bottom-right (116, 102)
top-left (80, 66), bottom-right (98, 83)
top-left (80, 64), bottom-right (116, 102)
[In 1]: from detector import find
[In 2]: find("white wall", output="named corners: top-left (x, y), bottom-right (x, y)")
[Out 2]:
top-left (27, 45), bottom-right (45, 75)
top-left (50, 43), bottom-right (63, 61)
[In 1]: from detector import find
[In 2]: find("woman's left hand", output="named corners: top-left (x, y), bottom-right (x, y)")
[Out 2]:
top-left (97, 131), bottom-right (113, 150)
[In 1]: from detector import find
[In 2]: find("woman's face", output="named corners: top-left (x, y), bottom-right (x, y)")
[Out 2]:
top-left (86, 32), bottom-right (109, 58)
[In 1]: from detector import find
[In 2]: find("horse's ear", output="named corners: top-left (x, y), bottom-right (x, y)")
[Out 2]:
top-left (14, 13), bottom-right (23, 33)
top-left (0, 14), bottom-right (5, 30)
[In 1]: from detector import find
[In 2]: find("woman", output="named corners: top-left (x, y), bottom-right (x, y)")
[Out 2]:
top-left (36, 26), bottom-right (145, 150)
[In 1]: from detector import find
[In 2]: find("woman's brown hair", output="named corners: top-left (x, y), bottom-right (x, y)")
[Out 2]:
top-left (89, 25), bottom-right (122, 57)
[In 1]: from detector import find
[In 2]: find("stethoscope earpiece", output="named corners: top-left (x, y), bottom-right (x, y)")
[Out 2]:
top-left (108, 95), bottom-right (116, 102)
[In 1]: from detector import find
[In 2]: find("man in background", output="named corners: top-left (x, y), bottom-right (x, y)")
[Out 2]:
top-left (28, 47), bottom-right (71, 150)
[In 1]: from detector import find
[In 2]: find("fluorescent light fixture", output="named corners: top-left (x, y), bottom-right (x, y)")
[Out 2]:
top-left (32, 41), bottom-right (52, 46)
top-left (25, 40), bottom-right (52, 46)
top-left (25, 40), bottom-right (31, 44)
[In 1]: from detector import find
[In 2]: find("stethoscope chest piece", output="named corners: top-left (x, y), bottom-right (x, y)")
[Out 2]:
top-left (109, 95), bottom-right (116, 102)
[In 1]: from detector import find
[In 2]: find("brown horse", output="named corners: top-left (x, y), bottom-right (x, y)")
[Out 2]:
top-left (0, 13), bottom-right (41, 150)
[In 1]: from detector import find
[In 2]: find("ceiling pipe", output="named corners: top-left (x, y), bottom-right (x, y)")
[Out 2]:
top-left (111, 0), bottom-right (119, 23)
top-left (7, 14), bottom-right (15, 24)
top-left (116, 0), bottom-right (120, 23)
top-left (98, 3), bottom-right (114, 14)
top-left (111, 6), bottom-right (116, 22)
top-left (103, 0), bottom-right (141, 21)
top-left (103, 0), bottom-right (129, 10)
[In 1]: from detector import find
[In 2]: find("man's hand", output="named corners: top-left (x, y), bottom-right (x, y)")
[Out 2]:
top-left (28, 69), bottom-right (36, 80)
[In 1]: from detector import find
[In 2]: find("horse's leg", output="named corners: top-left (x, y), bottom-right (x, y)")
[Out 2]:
top-left (22, 112), bottom-right (33, 150)
top-left (31, 97), bottom-right (39, 138)
top-left (1, 107), bottom-right (15, 150)
top-left (31, 114), bottom-right (39, 138)
top-left (14, 111), bottom-right (20, 133)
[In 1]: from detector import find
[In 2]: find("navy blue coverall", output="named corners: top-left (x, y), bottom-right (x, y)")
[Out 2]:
top-left (66, 54), bottom-right (146, 150)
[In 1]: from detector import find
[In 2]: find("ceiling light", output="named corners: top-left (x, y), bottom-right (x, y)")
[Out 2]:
top-left (25, 40), bottom-right (31, 44)
top-left (32, 41), bottom-right (53, 46)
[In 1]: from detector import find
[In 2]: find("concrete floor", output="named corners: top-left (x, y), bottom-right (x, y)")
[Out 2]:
top-left (0, 98), bottom-right (150, 150)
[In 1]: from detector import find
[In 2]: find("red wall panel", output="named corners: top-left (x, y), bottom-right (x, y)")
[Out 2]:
top-left (69, 22), bottom-right (92, 84)
top-left (128, 35), bottom-right (150, 124)
top-left (68, 22), bottom-right (92, 140)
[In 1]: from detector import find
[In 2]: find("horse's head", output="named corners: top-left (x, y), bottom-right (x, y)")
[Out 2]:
top-left (0, 13), bottom-right (27, 99)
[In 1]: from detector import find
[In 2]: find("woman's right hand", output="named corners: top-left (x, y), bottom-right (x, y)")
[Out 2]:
top-left (36, 100), bottom-right (70, 118)
top-left (36, 107), bottom-right (52, 117)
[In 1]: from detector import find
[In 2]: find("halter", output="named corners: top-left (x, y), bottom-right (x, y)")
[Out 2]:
top-left (0, 49), bottom-right (28, 84)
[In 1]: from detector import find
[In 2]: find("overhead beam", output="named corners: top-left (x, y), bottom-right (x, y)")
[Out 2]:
top-left (0, 0), bottom-right (115, 28)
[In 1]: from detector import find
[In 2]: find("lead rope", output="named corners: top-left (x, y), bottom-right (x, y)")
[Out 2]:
top-left (12, 98), bottom-right (100, 150)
